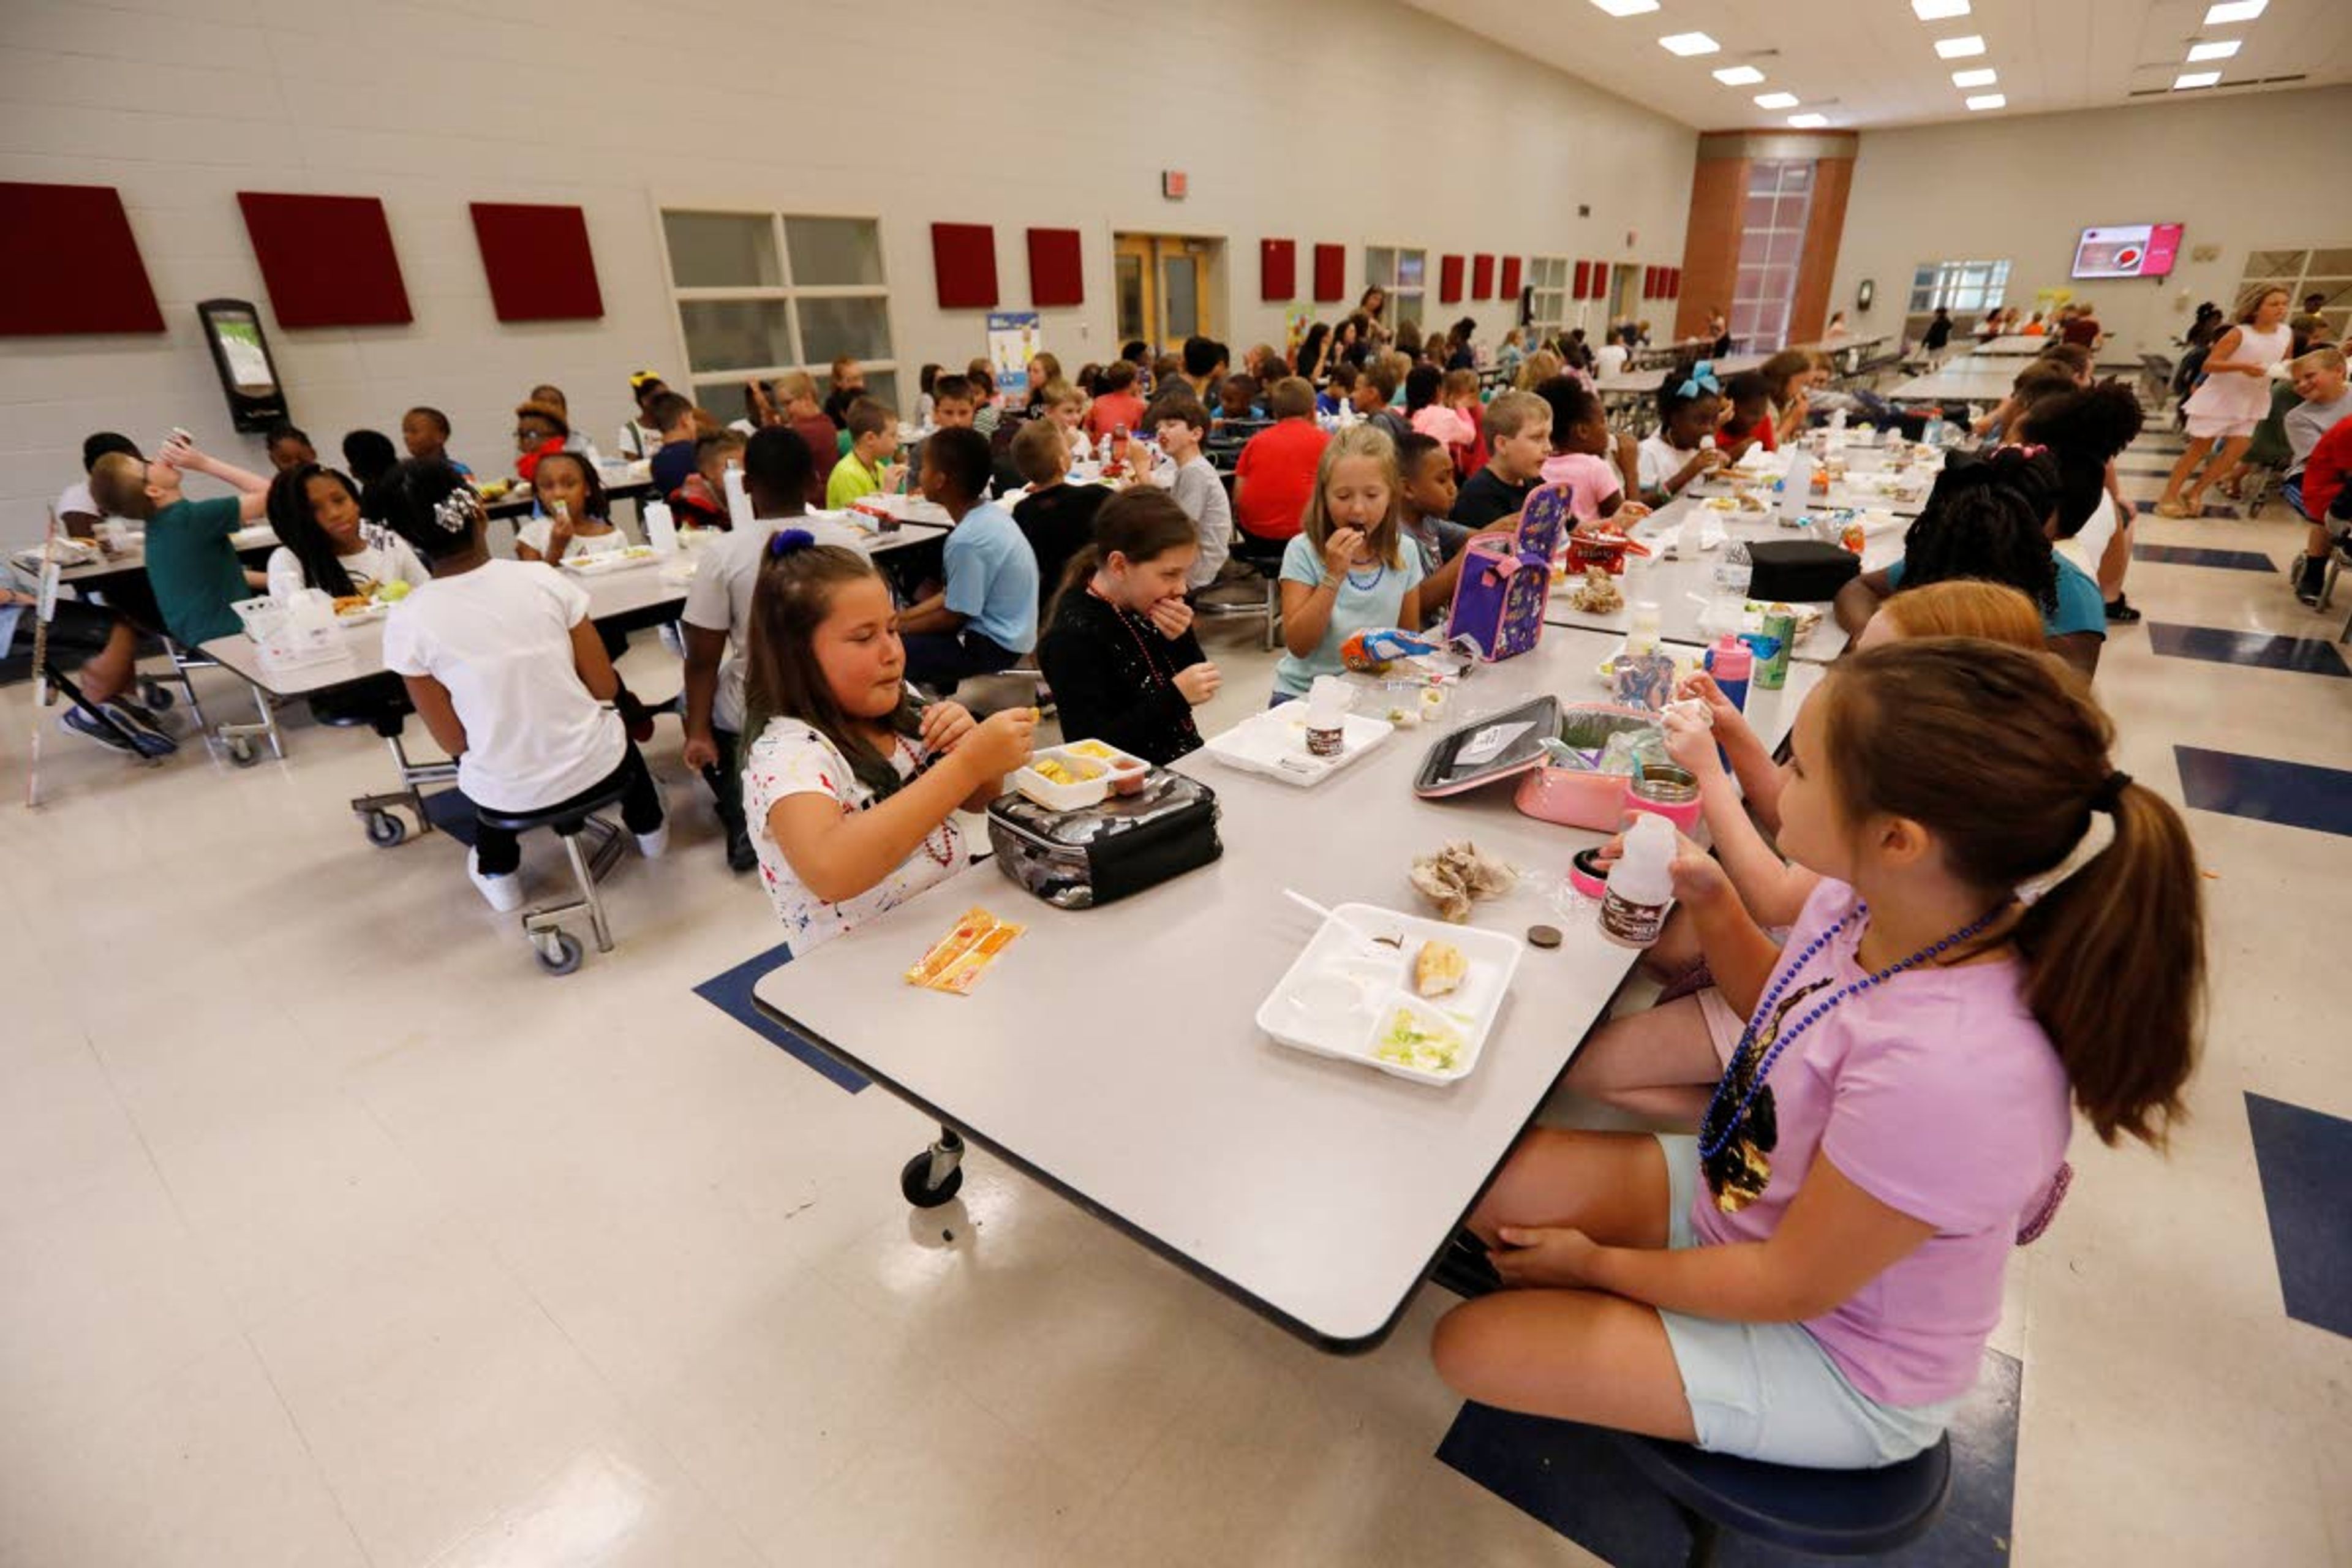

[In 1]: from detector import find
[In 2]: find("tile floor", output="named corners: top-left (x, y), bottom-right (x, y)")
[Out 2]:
top-left (2, 431), bottom-right (2348, 1567)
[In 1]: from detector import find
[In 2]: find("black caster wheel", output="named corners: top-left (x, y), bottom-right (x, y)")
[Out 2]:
top-left (139, 679), bottom-right (175, 712)
top-left (363, 810), bottom-right (407, 848)
top-left (900, 1151), bottom-right (964, 1208)
top-left (533, 930), bottom-right (584, 975)
top-left (228, 736), bottom-right (258, 767)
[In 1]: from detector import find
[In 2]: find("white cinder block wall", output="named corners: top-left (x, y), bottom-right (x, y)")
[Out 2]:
top-left (0, 0), bottom-right (1697, 546)
top-left (1829, 85), bottom-right (2352, 362)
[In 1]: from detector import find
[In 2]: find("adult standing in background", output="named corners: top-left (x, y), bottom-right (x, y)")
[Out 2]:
top-left (1707, 309), bottom-right (1732, 356)
top-left (2182, 302), bottom-right (2225, 349)
top-left (1294, 322), bottom-right (1332, 385)
top-left (1922, 307), bottom-right (1955, 364)
top-left (1359, 287), bottom-right (1393, 354)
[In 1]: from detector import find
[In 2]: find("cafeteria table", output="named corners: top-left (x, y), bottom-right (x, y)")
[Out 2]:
top-left (750, 625), bottom-right (1817, 1353)
top-left (1886, 363), bottom-right (2019, 402)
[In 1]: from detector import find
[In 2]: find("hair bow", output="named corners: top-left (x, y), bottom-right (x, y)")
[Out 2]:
top-left (430, 489), bottom-right (477, 533)
top-left (1676, 361), bottom-right (1721, 399)
top-left (765, 527), bottom-right (816, 559)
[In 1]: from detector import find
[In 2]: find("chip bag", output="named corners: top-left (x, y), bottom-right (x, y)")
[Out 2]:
top-left (1340, 627), bottom-right (1439, 674)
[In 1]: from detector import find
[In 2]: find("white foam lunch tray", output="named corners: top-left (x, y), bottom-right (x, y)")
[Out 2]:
top-left (1202, 707), bottom-right (1392, 787)
top-left (1256, 901), bottom-right (1523, 1086)
top-left (559, 546), bottom-right (661, 575)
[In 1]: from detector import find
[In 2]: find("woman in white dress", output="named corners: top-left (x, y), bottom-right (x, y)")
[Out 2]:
top-left (2157, 285), bottom-right (2294, 518)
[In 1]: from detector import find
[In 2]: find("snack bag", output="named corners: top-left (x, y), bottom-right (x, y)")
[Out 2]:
top-left (904, 907), bottom-right (1027, 995)
top-left (1340, 626), bottom-right (1440, 674)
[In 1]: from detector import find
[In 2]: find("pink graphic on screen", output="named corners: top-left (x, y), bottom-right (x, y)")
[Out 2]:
top-left (2073, 224), bottom-right (2185, 279)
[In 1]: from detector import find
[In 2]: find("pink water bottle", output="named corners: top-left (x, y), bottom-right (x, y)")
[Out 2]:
top-left (1703, 633), bottom-right (1751, 712)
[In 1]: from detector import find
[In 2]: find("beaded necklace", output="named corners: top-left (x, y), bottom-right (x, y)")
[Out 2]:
top-left (888, 734), bottom-right (959, 867)
top-left (1697, 901), bottom-right (2006, 1171)
top-left (1344, 556), bottom-right (1387, 591)
top-left (1085, 584), bottom-right (1199, 739)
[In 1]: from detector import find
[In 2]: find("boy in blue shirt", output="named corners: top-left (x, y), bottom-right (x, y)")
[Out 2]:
top-left (895, 426), bottom-right (1039, 694)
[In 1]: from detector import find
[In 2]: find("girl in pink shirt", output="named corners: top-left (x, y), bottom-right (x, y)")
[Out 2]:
top-left (1534, 376), bottom-right (1642, 524)
top-left (1433, 639), bottom-right (2204, 1468)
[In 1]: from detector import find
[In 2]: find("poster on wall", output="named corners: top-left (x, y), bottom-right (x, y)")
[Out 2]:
top-left (987, 312), bottom-right (1042, 398)
top-left (1284, 306), bottom-right (1316, 360)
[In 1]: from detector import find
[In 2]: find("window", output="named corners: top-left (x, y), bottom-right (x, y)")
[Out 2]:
top-left (1529, 256), bottom-right (1571, 341)
top-left (659, 209), bottom-right (899, 419)
top-left (1908, 258), bottom-right (2011, 315)
top-left (1365, 244), bottom-right (1428, 330)
top-left (2237, 248), bottom-right (2352, 344)
top-left (1728, 160), bottom-right (1812, 350)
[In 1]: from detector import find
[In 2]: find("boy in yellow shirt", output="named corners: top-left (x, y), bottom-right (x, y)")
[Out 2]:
top-left (823, 398), bottom-right (901, 510)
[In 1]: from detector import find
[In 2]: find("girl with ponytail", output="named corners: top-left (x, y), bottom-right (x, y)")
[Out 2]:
top-left (1435, 639), bottom-right (2201, 1471)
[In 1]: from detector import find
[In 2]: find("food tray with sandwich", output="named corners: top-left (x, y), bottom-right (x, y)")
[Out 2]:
top-left (1256, 902), bottom-right (1523, 1085)
top-left (557, 545), bottom-right (662, 575)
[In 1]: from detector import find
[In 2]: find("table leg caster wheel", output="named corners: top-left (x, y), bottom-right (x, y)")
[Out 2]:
top-left (363, 810), bottom-right (407, 847)
top-left (228, 736), bottom-right (258, 767)
top-left (533, 930), bottom-right (583, 975)
top-left (900, 1128), bottom-right (965, 1208)
top-left (139, 679), bottom-right (175, 712)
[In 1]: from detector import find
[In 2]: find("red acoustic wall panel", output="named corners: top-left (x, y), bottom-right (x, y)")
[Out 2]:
top-left (1589, 259), bottom-right (1609, 299)
top-left (1313, 243), bottom-right (1345, 301)
top-left (237, 192), bottom-right (411, 328)
top-left (470, 202), bottom-right (601, 322)
top-left (1668, 267), bottom-right (1683, 298)
top-left (1259, 238), bottom-right (1296, 301)
top-left (930, 222), bottom-right (998, 309)
top-left (1471, 254), bottom-right (1494, 301)
top-left (1499, 256), bottom-right (1523, 299)
top-left (1438, 254), bottom-right (1464, 304)
top-left (0, 182), bottom-right (164, 334)
top-left (1572, 260), bottom-right (1591, 299)
top-left (1027, 227), bottom-right (1082, 306)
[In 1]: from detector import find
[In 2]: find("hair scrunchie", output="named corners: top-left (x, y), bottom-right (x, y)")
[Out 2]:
top-left (765, 526), bottom-right (816, 559)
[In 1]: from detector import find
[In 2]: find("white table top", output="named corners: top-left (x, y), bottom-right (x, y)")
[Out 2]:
top-left (1542, 491), bottom-right (1902, 660)
top-left (55, 522), bottom-right (277, 585)
top-left (750, 628), bottom-right (1714, 1350)
top-left (1596, 353), bottom-right (1768, 397)
top-left (1971, 336), bottom-right (2057, 356)
top-left (1887, 364), bottom-right (2018, 401)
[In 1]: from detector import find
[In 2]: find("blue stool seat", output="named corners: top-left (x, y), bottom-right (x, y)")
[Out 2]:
top-left (1613, 1430), bottom-right (1951, 1565)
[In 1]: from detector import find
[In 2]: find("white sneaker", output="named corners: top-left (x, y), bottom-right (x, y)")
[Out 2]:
top-left (635, 822), bottom-right (670, 859)
top-left (468, 849), bottom-right (525, 911)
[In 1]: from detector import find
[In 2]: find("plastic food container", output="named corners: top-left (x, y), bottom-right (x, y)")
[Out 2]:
top-left (1624, 763), bottom-right (1703, 834)
top-left (1060, 738), bottom-right (1153, 796)
top-left (1012, 745), bottom-right (1112, 810)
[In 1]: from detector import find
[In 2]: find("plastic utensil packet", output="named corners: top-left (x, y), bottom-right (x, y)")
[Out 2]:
top-left (904, 907), bottom-right (1027, 995)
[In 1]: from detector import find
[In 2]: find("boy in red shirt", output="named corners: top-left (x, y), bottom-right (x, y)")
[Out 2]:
top-left (2291, 411), bottom-right (2352, 605)
top-left (1085, 361), bottom-right (1149, 445)
top-left (1232, 377), bottom-right (1329, 541)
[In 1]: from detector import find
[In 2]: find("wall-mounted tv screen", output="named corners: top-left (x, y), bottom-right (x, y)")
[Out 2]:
top-left (2071, 224), bottom-right (2184, 280)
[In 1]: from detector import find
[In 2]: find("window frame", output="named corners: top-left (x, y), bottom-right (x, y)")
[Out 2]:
top-left (1364, 243), bottom-right (1430, 330)
top-left (654, 203), bottom-right (900, 413)
top-left (1728, 160), bottom-right (1814, 350)
top-left (1907, 258), bottom-right (2012, 317)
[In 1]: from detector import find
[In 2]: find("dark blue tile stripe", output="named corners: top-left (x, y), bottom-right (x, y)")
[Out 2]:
top-left (2147, 622), bottom-right (2350, 677)
top-left (2134, 500), bottom-right (2244, 519)
top-left (1436, 1351), bottom-right (2021, 1566)
top-left (2174, 746), bottom-right (2352, 837)
top-left (693, 941), bottom-right (869, 1093)
top-left (2132, 544), bottom-right (2276, 573)
top-left (2245, 1093), bottom-right (2352, 1340)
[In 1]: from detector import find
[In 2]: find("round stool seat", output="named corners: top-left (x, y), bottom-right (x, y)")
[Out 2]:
top-left (1615, 1430), bottom-right (1951, 1559)
top-left (473, 777), bottom-right (631, 837)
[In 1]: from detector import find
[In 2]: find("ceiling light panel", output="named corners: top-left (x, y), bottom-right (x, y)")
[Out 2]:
top-left (2203, 0), bottom-right (2265, 23)
top-left (1660, 31), bottom-right (1721, 56)
top-left (1951, 67), bottom-right (1998, 87)
top-left (1965, 94), bottom-right (2007, 110)
top-left (2174, 70), bottom-right (2222, 88)
top-left (1713, 65), bottom-right (1766, 85)
top-left (1934, 35), bottom-right (1987, 58)
top-left (2186, 40), bottom-right (2242, 62)
top-left (1789, 113), bottom-right (1830, 127)
top-left (1754, 91), bottom-right (1800, 109)
top-left (1912, 0), bottom-right (1970, 18)
top-left (1586, 0), bottom-right (1659, 15)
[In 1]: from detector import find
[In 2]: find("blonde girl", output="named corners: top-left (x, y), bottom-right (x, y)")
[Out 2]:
top-left (2158, 285), bottom-right (2294, 517)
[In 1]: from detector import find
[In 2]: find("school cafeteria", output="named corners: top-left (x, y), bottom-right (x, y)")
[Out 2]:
top-left (4, 2), bottom-right (2350, 1563)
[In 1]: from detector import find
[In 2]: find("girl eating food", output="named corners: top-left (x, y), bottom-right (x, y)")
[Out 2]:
top-left (263, 463), bottom-right (429, 602)
top-left (515, 451), bottom-right (628, 564)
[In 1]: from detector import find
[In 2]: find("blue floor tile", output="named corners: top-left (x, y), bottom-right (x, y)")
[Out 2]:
top-left (2174, 746), bottom-right (2352, 837)
top-left (1437, 1350), bottom-right (2020, 1566)
top-left (2246, 1093), bottom-right (2352, 1340)
top-left (2131, 544), bottom-right (2276, 573)
top-left (2134, 500), bottom-right (2243, 519)
top-left (2147, 623), bottom-right (2350, 677)
top-left (693, 942), bottom-right (869, 1094)
top-left (419, 786), bottom-right (479, 846)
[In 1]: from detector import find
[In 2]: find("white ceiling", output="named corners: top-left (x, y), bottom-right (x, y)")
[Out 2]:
top-left (1404, 0), bottom-right (2352, 130)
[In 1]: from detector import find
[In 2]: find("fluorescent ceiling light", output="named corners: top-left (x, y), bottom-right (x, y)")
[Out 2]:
top-left (1912, 0), bottom-right (1970, 18)
top-left (2186, 40), bottom-right (2242, 61)
top-left (1789, 113), bottom-right (1830, 127)
top-left (1951, 67), bottom-right (1998, 87)
top-left (1660, 31), bottom-right (1721, 56)
top-left (2203, 0), bottom-right (2265, 22)
top-left (2174, 70), bottom-right (2222, 88)
top-left (1754, 91), bottom-right (1800, 109)
top-left (1587, 0), bottom-right (1659, 15)
top-left (1965, 93), bottom-right (2007, 110)
top-left (1934, 35), bottom-right (1986, 58)
top-left (1713, 65), bottom-right (1766, 85)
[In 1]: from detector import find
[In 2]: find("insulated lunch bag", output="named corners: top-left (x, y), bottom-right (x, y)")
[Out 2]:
top-left (986, 771), bottom-right (1222, 910)
top-left (1444, 481), bottom-right (1572, 662)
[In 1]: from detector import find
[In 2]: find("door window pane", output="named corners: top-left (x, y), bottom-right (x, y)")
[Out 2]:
top-left (1366, 247), bottom-right (1395, 286)
top-left (1163, 256), bottom-right (1198, 339)
top-left (663, 212), bottom-right (780, 288)
top-left (680, 300), bottom-right (794, 372)
top-left (1397, 251), bottom-right (1426, 288)
top-left (795, 295), bottom-right (892, 364)
top-left (785, 217), bottom-right (886, 287)
top-left (1116, 255), bottom-right (1145, 343)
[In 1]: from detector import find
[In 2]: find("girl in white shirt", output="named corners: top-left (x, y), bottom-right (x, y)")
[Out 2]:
top-left (739, 532), bottom-right (1035, 954)
top-left (377, 459), bottom-right (668, 911)
top-left (1637, 375), bottom-right (1727, 507)
top-left (263, 463), bottom-right (431, 601)
top-left (514, 451), bottom-right (631, 564)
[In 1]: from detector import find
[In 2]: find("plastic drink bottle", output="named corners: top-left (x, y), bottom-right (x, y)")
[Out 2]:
top-left (1703, 633), bottom-right (1751, 711)
top-left (1599, 812), bottom-right (1675, 949)
top-left (722, 459), bottom-right (753, 529)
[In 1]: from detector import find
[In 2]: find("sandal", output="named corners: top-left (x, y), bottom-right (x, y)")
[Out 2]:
top-left (2155, 499), bottom-right (2195, 519)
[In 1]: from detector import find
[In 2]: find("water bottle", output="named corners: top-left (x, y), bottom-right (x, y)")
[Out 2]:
top-left (1713, 540), bottom-right (1753, 600)
top-left (1922, 416), bottom-right (1949, 449)
top-left (644, 499), bottom-right (679, 556)
top-left (1779, 451), bottom-right (1814, 524)
top-left (1703, 633), bottom-right (1751, 712)
top-left (722, 459), bottom-right (753, 529)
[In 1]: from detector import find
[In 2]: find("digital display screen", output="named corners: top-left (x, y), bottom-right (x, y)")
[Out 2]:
top-left (2071, 224), bottom-right (2185, 280)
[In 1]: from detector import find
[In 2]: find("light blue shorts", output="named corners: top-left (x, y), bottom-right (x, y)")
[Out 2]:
top-left (1652, 1134), bottom-right (1960, 1469)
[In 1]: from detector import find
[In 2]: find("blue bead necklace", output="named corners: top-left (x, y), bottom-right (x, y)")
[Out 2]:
top-left (1696, 901), bottom-right (2007, 1163)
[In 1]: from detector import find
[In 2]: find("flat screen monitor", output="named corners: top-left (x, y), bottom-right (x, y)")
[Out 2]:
top-left (2071, 224), bottom-right (2184, 281)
